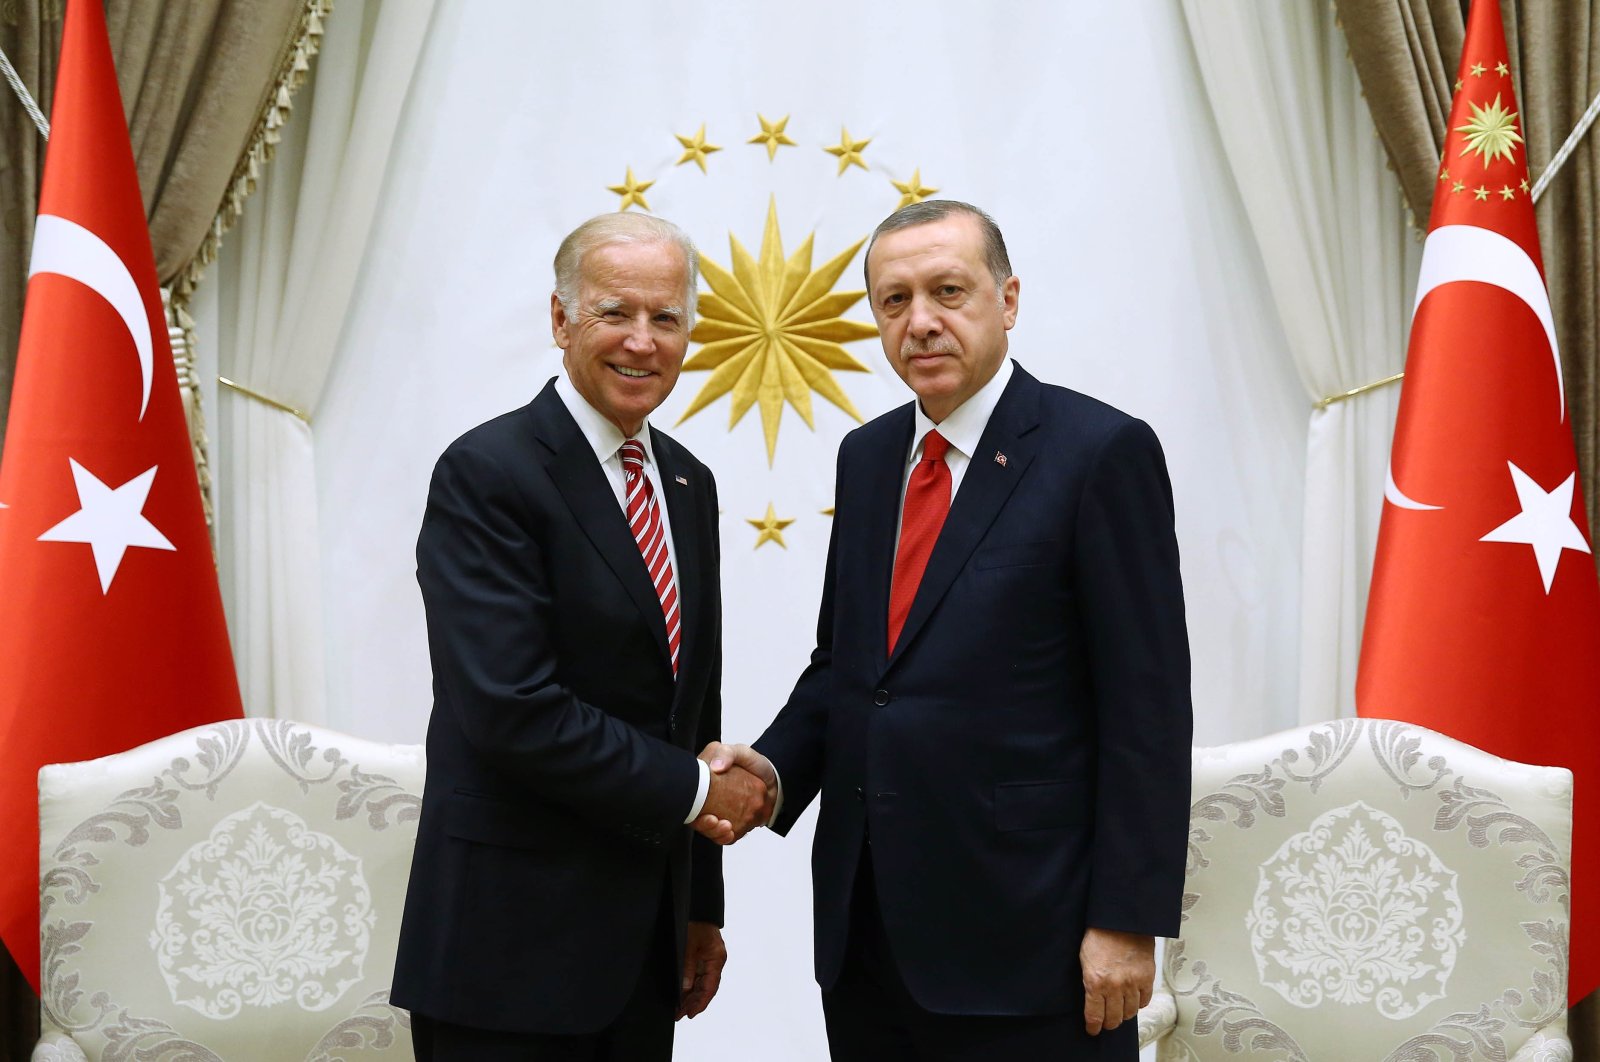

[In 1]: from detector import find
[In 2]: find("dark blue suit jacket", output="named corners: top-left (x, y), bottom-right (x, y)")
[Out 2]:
top-left (755, 363), bottom-right (1191, 1018)
top-left (391, 381), bottom-right (723, 1034)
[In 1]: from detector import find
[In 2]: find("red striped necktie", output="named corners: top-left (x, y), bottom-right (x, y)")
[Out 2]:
top-left (887, 430), bottom-right (952, 655)
top-left (620, 440), bottom-right (681, 675)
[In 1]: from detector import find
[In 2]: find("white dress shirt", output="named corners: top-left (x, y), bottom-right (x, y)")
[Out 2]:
top-left (896, 357), bottom-right (1015, 547)
top-left (553, 372), bottom-right (710, 823)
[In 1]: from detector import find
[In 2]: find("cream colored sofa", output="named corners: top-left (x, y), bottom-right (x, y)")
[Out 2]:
top-left (1139, 718), bottom-right (1573, 1061)
top-left (33, 719), bottom-right (423, 1061)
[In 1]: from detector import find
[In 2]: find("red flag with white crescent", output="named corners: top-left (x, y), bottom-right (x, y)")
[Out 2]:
top-left (0, 0), bottom-right (242, 991)
top-left (1357, 0), bottom-right (1600, 1005)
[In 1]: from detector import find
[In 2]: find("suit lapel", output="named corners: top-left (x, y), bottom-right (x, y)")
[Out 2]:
top-left (883, 366), bottom-right (1042, 675)
top-left (535, 386), bottom-right (672, 668)
top-left (652, 430), bottom-right (702, 705)
top-left (861, 406), bottom-right (916, 661)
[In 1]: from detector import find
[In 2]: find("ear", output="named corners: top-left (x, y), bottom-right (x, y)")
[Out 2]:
top-left (551, 291), bottom-right (571, 349)
top-left (1000, 276), bottom-right (1020, 330)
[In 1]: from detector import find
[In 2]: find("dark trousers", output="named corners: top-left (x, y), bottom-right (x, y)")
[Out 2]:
top-left (822, 847), bottom-right (1136, 1062)
top-left (410, 888), bottom-right (677, 1062)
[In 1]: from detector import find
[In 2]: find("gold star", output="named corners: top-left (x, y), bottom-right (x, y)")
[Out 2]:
top-left (748, 114), bottom-right (797, 162)
top-left (1457, 93), bottom-right (1524, 168)
top-left (606, 166), bottom-right (654, 212)
top-left (747, 503), bottom-right (796, 549)
top-left (1470, 62), bottom-right (1487, 77)
top-left (820, 506), bottom-right (835, 517)
top-left (1495, 61), bottom-right (1510, 77)
top-left (824, 126), bottom-right (871, 175)
top-left (1499, 185), bottom-right (1517, 200)
top-left (1520, 177), bottom-right (1531, 193)
top-left (1474, 185), bottom-right (1490, 201)
top-left (1452, 180), bottom-right (1466, 193)
top-left (677, 196), bottom-right (877, 465)
top-left (1454, 78), bottom-right (1464, 91)
top-left (674, 124), bottom-right (722, 173)
top-left (1438, 167), bottom-right (1451, 182)
top-left (891, 168), bottom-right (939, 208)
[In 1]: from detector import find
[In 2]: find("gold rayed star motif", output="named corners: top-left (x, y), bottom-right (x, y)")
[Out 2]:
top-left (747, 503), bottom-right (796, 549)
top-left (749, 114), bottom-right (798, 161)
top-left (1457, 93), bottom-right (1524, 168)
top-left (607, 166), bottom-right (655, 212)
top-left (891, 168), bottom-right (939, 208)
top-left (677, 196), bottom-right (877, 464)
top-left (674, 124), bottom-right (722, 173)
top-left (824, 126), bottom-right (871, 175)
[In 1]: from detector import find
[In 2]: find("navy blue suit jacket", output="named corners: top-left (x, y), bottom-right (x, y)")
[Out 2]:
top-left (391, 381), bottom-right (723, 1034)
top-left (755, 362), bottom-right (1192, 1018)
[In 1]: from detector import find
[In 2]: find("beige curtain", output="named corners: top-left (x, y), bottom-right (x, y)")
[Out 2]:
top-left (0, 4), bottom-right (329, 1056)
top-left (0, 0), bottom-right (311, 450)
top-left (1334, 0), bottom-right (1600, 1053)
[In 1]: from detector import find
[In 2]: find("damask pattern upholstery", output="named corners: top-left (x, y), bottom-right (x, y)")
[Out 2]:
top-left (32, 719), bottom-right (423, 1061)
top-left (1138, 719), bottom-right (1573, 1062)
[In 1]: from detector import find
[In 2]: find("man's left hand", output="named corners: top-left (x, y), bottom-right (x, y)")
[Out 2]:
top-left (1080, 927), bottom-right (1154, 1036)
top-left (677, 921), bottom-right (728, 1019)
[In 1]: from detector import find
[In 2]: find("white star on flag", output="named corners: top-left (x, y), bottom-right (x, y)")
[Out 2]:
top-left (1479, 461), bottom-right (1592, 593)
top-left (37, 459), bottom-right (175, 593)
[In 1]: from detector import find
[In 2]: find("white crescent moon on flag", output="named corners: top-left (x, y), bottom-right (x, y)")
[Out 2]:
top-left (1387, 224), bottom-right (1564, 512)
top-left (27, 213), bottom-right (154, 420)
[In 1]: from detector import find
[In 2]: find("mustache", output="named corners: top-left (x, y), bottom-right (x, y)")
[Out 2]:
top-left (899, 336), bottom-right (962, 357)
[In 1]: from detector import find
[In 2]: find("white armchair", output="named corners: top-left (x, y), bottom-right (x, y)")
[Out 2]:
top-left (1139, 718), bottom-right (1573, 1061)
top-left (33, 719), bottom-right (424, 1061)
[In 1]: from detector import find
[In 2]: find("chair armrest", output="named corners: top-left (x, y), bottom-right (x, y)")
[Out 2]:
top-left (1509, 1027), bottom-right (1572, 1062)
top-left (31, 1033), bottom-right (89, 1061)
top-left (1138, 990), bottom-right (1177, 1050)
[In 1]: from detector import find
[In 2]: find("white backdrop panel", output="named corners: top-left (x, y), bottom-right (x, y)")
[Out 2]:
top-left (309, 1), bottom-right (1306, 1056)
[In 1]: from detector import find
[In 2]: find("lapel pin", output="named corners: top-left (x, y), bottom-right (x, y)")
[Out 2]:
top-left (675, 474), bottom-right (689, 485)
top-left (994, 451), bottom-right (1008, 468)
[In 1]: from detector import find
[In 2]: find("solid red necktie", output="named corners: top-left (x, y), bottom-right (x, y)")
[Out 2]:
top-left (620, 441), bottom-right (680, 675)
top-left (887, 430), bottom-right (951, 654)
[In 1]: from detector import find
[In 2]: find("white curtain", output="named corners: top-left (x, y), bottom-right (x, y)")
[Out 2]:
top-left (209, 0), bottom-right (437, 721)
top-left (1180, 0), bottom-right (1421, 724)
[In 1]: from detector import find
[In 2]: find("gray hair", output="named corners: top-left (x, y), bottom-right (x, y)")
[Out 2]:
top-left (863, 199), bottom-right (1012, 296)
top-left (554, 213), bottom-right (700, 325)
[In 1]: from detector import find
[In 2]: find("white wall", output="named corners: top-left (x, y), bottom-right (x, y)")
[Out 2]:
top-left (282, 1), bottom-right (1308, 1056)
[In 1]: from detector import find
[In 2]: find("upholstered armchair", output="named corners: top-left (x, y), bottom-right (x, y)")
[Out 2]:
top-left (1139, 718), bottom-right (1573, 1061)
top-left (33, 719), bottom-right (424, 1061)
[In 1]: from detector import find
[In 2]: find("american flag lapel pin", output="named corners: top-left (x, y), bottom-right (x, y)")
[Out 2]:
top-left (675, 474), bottom-right (689, 485)
top-left (994, 451), bottom-right (1008, 468)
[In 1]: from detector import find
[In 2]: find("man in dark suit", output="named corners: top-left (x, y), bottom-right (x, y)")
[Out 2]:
top-left (708, 200), bottom-right (1192, 1059)
top-left (392, 213), bottom-right (771, 1061)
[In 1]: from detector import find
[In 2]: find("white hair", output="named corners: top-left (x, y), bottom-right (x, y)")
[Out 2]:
top-left (553, 213), bottom-right (700, 326)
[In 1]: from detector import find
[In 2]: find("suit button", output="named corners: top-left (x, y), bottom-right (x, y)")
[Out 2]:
top-left (854, 787), bottom-right (865, 802)
top-left (873, 689), bottom-right (890, 706)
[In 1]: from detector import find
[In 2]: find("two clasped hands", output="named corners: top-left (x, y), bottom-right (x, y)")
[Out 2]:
top-left (690, 741), bottom-right (776, 844)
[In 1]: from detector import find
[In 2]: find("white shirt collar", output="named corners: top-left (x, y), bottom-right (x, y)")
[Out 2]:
top-left (554, 371), bottom-right (657, 465)
top-left (910, 357), bottom-right (1014, 462)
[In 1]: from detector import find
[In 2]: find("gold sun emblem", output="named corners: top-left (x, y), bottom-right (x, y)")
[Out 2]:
top-left (1456, 93), bottom-right (1524, 168)
top-left (676, 197), bottom-right (877, 464)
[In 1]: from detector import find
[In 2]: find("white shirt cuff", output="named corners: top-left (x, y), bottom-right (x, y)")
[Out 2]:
top-left (684, 758), bottom-right (711, 823)
top-left (768, 765), bottom-right (783, 827)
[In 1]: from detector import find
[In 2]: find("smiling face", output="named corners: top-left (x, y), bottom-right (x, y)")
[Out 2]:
top-left (866, 213), bottom-right (1019, 423)
top-left (552, 239), bottom-right (691, 437)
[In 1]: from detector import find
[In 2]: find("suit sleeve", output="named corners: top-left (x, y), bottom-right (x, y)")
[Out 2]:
top-left (417, 442), bottom-right (699, 842)
top-left (752, 451), bottom-right (843, 836)
top-left (689, 471), bottom-right (726, 925)
top-left (1073, 418), bottom-right (1193, 938)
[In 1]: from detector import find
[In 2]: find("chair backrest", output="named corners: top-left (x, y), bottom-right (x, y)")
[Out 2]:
top-left (37, 719), bottom-right (423, 1060)
top-left (1164, 718), bottom-right (1572, 1061)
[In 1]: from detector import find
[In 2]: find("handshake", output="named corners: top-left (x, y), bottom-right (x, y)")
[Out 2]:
top-left (691, 742), bottom-right (778, 845)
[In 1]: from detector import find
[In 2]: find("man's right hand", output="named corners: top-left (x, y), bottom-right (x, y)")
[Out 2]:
top-left (694, 763), bottom-right (772, 844)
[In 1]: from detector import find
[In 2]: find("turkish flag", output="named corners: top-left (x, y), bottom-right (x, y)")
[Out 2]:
top-left (0, 0), bottom-right (242, 991)
top-left (1357, 0), bottom-right (1600, 1004)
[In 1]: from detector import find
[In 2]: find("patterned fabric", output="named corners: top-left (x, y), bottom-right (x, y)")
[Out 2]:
top-left (1139, 719), bottom-right (1573, 1062)
top-left (620, 440), bottom-right (680, 674)
top-left (33, 720), bottom-right (424, 1061)
top-left (888, 429), bottom-right (951, 653)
